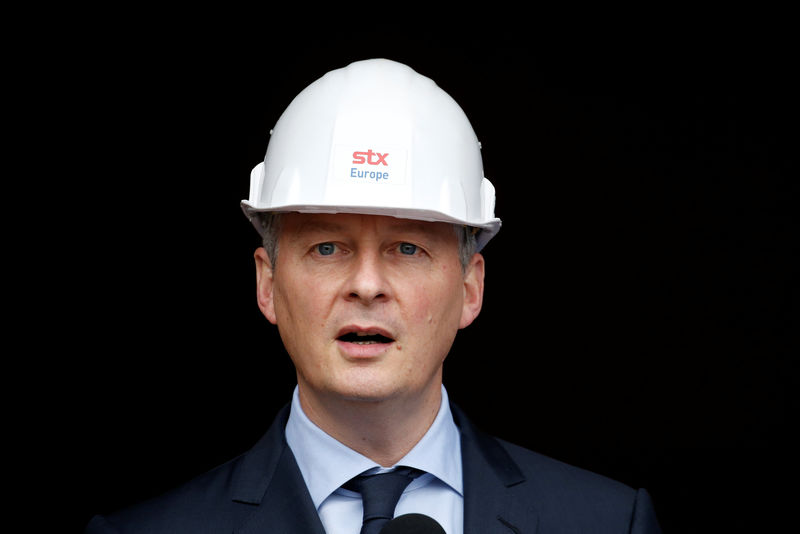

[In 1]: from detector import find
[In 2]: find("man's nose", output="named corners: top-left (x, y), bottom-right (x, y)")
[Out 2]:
top-left (344, 250), bottom-right (390, 304)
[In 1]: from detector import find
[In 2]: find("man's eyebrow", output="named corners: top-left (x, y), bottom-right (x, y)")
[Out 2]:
top-left (291, 218), bottom-right (447, 240)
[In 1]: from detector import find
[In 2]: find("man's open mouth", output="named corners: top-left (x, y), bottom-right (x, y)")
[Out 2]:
top-left (337, 332), bottom-right (394, 345)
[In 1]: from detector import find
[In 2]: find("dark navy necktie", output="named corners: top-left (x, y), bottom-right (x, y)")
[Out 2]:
top-left (344, 467), bottom-right (422, 534)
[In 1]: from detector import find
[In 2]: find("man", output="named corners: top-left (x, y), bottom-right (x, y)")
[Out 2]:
top-left (86, 59), bottom-right (661, 533)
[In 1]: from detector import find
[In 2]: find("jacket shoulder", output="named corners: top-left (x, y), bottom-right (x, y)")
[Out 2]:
top-left (86, 406), bottom-right (292, 534)
top-left (87, 453), bottom-right (253, 534)
top-left (499, 437), bottom-right (636, 499)
top-left (495, 438), bottom-right (661, 533)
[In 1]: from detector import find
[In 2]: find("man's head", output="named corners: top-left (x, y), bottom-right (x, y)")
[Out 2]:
top-left (241, 59), bottom-right (501, 409)
top-left (253, 212), bottom-right (485, 406)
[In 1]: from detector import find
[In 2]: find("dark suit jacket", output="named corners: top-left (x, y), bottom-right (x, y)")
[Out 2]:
top-left (86, 403), bottom-right (661, 533)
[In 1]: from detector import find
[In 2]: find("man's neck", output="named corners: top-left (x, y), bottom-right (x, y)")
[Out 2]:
top-left (296, 383), bottom-right (443, 467)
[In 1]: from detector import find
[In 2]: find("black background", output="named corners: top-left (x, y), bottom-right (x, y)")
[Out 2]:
top-left (31, 15), bottom-right (795, 533)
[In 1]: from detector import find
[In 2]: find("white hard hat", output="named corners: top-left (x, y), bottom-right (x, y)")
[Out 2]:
top-left (241, 58), bottom-right (501, 251)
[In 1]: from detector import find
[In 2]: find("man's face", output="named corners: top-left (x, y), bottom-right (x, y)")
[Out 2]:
top-left (254, 213), bottom-right (484, 406)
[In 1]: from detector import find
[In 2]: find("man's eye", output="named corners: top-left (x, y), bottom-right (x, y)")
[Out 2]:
top-left (316, 243), bottom-right (336, 256)
top-left (398, 243), bottom-right (418, 255)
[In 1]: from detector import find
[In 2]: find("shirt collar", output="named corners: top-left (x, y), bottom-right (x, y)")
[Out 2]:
top-left (285, 385), bottom-right (463, 509)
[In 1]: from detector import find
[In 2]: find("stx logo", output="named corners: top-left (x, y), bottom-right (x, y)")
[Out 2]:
top-left (352, 149), bottom-right (388, 166)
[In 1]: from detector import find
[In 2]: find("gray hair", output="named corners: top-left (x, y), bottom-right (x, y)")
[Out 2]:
top-left (255, 213), bottom-right (478, 272)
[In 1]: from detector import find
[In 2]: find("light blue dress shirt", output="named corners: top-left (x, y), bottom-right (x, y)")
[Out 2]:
top-left (285, 385), bottom-right (463, 534)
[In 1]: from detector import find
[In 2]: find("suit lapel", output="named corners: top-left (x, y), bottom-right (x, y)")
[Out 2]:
top-left (453, 404), bottom-right (539, 534)
top-left (232, 405), bottom-right (326, 534)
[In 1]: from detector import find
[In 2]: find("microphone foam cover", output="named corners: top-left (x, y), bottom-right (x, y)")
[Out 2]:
top-left (379, 513), bottom-right (446, 534)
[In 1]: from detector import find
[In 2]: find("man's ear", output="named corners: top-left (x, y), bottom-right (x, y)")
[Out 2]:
top-left (254, 247), bottom-right (278, 325)
top-left (459, 252), bottom-right (485, 329)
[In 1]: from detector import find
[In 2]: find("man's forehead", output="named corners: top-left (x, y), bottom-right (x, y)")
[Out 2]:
top-left (283, 212), bottom-right (452, 236)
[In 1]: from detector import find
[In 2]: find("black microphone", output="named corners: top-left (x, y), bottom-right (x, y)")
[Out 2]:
top-left (379, 513), bottom-right (446, 534)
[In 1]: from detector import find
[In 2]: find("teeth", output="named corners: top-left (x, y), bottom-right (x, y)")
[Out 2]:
top-left (339, 331), bottom-right (392, 344)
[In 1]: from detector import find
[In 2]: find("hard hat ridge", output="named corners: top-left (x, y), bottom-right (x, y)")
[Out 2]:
top-left (241, 58), bottom-right (501, 251)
